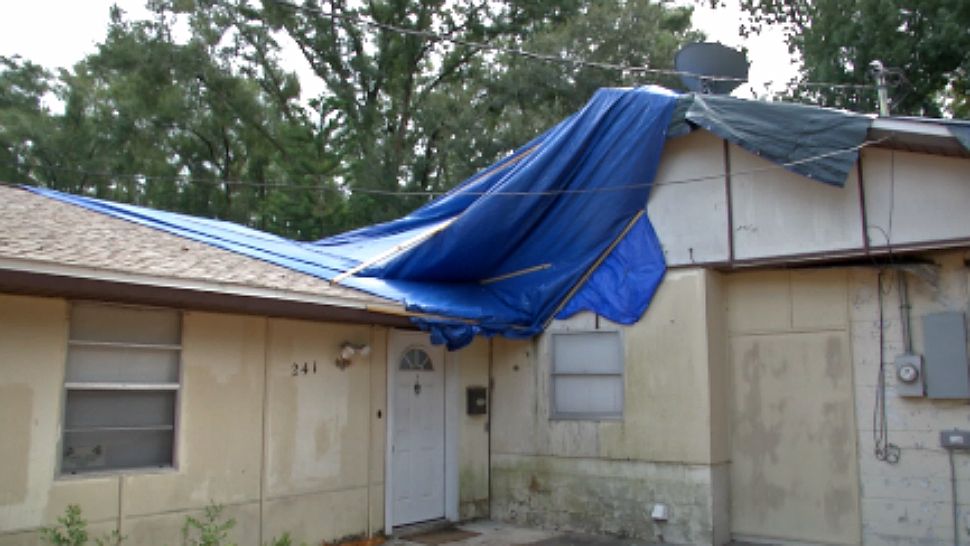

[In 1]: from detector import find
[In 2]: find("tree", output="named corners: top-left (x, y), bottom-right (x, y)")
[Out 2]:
top-left (156, 0), bottom-right (701, 227)
top-left (729, 0), bottom-right (970, 117)
top-left (4, 0), bottom-right (703, 237)
top-left (1, 7), bottom-right (347, 239)
top-left (471, 0), bottom-right (697, 160)
top-left (0, 56), bottom-right (56, 185)
top-left (156, 0), bottom-right (599, 225)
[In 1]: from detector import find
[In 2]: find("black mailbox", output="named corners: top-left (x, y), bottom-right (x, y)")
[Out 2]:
top-left (466, 386), bottom-right (488, 415)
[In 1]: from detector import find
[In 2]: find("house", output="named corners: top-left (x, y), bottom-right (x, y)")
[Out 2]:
top-left (2, 87), bottom-right (970, 546)
top-left (490, 116), bottom-right (970, 546)
top-left (0, 183), bottom-right (495, 544)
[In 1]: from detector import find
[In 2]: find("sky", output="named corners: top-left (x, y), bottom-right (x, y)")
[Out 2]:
top-left (0, 0), bottom-right (799, 101)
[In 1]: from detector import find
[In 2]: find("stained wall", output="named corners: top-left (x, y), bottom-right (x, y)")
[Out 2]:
top-left (0, 295), bottom-right (392, 545)
top-left (724, 253), bottom-right (970, 545)
top-left (450, 338), bottom-right (491, 520)
top-left (725, 269), bottom-right (861, 544)
top-left (490, 269), bottom-right (731, 544)
top-left (848, 253), bottom-right (970, 545)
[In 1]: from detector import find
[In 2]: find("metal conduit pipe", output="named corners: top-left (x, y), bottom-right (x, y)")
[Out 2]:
top-left (898, 271), bottom-right (913, 353)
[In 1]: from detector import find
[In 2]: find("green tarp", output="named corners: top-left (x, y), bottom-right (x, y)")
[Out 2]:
top-left (669, 93), bottom-right (873, 187)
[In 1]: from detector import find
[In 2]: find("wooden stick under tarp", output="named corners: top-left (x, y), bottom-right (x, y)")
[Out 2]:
top-left (331, 217), bottom-right (458, 285)
top-left (542, 209), bottom-right (646, 330)
top-left (331, 144), bottom-right (540, 286)
top-left (480, 263), bottom-right (552, 285)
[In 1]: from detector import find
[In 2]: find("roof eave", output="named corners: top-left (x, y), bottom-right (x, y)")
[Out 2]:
top-left (869, 118), bottom-right (970, 158)
top-left (0, 256), bottom-right (413, 328)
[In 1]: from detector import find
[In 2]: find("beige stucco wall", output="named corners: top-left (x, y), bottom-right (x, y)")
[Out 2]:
top-left (490, 268), bottom-right (730, 543)
top-left (453, 338), bottom-right (491, 520)
top-left (0, 295), bottom-right (121, 534)
top-left (725, 269), bottom-right (861, 545)
top-left (119, 311), bottom-right (266, 546)
top-left (849, 253), bottom-right (970, 545)
top-left (263, 318), bottom-right (380, 542)
top-left (725, 256), bottom-right (970, 545)
top-left (0, 295), bottom-right (398, 545)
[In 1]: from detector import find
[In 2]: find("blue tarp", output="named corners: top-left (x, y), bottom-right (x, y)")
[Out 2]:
top-left (30, 86), bottom-right (680, 349)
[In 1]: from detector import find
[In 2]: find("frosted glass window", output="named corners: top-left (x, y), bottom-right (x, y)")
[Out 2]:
top-left (62, 303), bottom-right (181, 475)
top-left (551, 332), bottom-right (623, 419)
top-left (66, 346), bottom-right (179, 383)
top-left (400, 347), bottom-right (433, 371)
top-left (70, 303), bottom-right (180, 345)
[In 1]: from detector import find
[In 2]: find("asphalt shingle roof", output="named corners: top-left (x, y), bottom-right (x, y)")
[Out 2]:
top-left (0, 185), bottom-right (394, 306)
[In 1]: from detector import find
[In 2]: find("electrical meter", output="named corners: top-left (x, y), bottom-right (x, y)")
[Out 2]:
top-left (898, 362), bottom-right (919, 383)
top-left (894, 353), bottom-right (924, 397)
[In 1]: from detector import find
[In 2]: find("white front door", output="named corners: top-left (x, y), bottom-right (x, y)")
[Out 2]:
top-left (389, 331), bottom-right (446, 526)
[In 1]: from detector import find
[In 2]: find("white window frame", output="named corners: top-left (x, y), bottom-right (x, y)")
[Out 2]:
top-left (59, 301), bottom-right (182, 477)
top-left (549, 330), bottom-right (624, 421)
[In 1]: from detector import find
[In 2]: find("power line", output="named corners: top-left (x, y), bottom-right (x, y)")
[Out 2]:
top-left (265, 0), bottom-right (885, 92)
top-left (5, 136), bottom-right (888, 197)
top-left (790, 81), bottom-right (880, 91)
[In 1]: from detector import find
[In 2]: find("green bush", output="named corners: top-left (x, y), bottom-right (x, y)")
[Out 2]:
top-left (180, 503), bottom-right (236, 546)
top-left (42, 501), bottom-right (303, 546)
top-left (264, 533), bottom-right (292, 546)
top-left (39, 504), bottom-right (125, 546)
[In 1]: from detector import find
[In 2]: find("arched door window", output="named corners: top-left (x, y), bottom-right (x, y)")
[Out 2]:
top-left (399, 347), bottom-right (433, 371)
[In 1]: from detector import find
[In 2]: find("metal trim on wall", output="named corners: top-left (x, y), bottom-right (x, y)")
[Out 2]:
top-left (669, 236), bottom-right (970, 271)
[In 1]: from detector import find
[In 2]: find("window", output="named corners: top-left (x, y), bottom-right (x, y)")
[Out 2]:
top-left (61, 302), bottom-right (181, 475)
top-left (550, 331), bottom-right (623, 419)
top-left (399, 347), bottom-right (433, 371)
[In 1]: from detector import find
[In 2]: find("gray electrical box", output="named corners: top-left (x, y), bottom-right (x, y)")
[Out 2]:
top-left (922, 311), bottom-right (970, 399)
top-left (940, 429), bottom-right (970, 450)
top-left (894, 353), bottom-right (924, 397)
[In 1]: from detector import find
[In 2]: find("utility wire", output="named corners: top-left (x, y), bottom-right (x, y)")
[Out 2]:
top-left (4, 136), bottom-right (887, 197)
top-left (1, 0), bottom-right (901, 203)
top-left (874, 269), bottom-right (901, 465)
top-left (265, 0), bottom-right (887, 92)
top-left (791, 81), bottom-right (882, 91)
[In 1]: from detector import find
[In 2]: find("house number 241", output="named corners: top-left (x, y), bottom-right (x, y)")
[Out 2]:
top-left (291, 361), bottom-right (318, 376)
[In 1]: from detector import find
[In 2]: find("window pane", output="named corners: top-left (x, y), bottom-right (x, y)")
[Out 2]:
top-left (63, 303), bottom-right (181, 476)
top-left (71, 303), bottom-right (180, 345)
top-left (553, 375), bottom-right (623, 417)
top-left (64, 390), bottom-right (175, 429)
top-left (552, 332), bottom-right (623, 374)
top-left (62, 429), bottom-right (173, 474)
top-left (66, 345), bottom-right (179, 383)
top-left (400, 347), bottom-right (433, 371)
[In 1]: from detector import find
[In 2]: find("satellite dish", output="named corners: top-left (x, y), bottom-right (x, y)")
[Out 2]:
top-left (675, 42), bottom-right (749, 95)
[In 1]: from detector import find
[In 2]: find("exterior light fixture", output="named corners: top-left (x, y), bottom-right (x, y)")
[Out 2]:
top-left (335, 342), bottom-right (371, 370)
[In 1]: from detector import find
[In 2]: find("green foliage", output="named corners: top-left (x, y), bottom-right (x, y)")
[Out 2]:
top-left (456, 0), bottom-right (699, 174)
top-left (180, 503), bottom-right (236, 546)
top-left (264, 532), bottom-right (307, 546)
top-left (727, 0), bottom-right (970, 117)
top-left (39, 504), bottom-right (125, 546)
top-left (1, 8), bottom-right (342, 239)
top-left (0, 56), bottom-right (55, 186)
top-left (37, 502), bottom-right (305, 546)
top-left (3, 0), bottom-right (702, 235)
top-left (93, 531), bottom-right (126, 546)
top-left (39, 505), bottom-right (87, 546)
